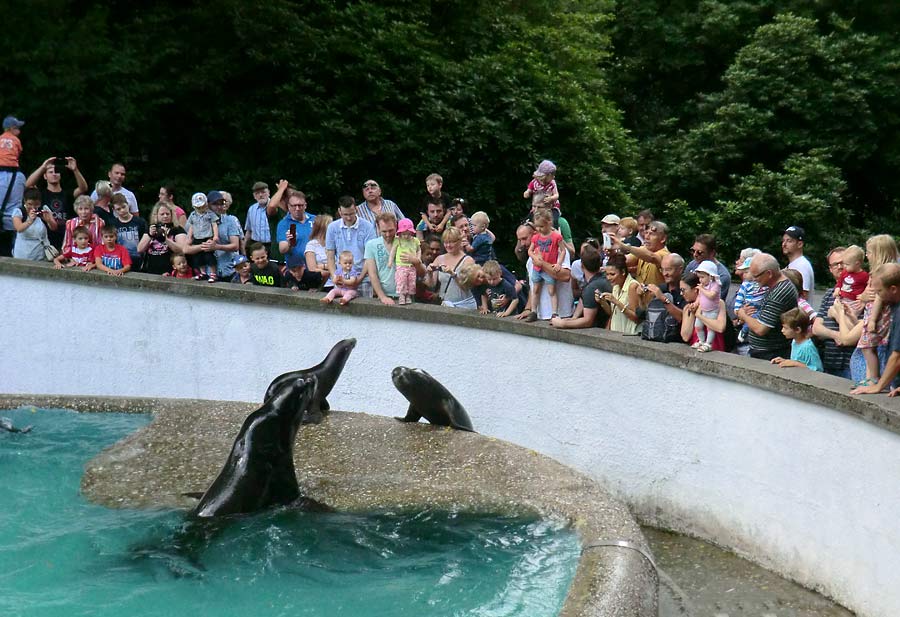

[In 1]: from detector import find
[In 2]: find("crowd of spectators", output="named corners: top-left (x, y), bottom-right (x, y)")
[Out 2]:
top-left (3, 120), bottom-right (900, 399)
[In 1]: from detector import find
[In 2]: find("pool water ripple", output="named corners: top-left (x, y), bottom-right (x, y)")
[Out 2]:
top-left (1, 408), bottom-right (580, 617)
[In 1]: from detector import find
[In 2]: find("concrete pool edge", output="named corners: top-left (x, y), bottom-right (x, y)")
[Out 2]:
top-left (1, 395), bottom-right (657, 617)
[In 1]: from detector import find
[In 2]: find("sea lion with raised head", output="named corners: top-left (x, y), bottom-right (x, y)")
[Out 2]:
top-left (263, 338), bottom-right (357, 424)
top-left (391, 366), bottom-right (475, 432)
top-left (1, 417), bottom-right (32, 433)
top-left (192, 375), bottom-right (328, 518)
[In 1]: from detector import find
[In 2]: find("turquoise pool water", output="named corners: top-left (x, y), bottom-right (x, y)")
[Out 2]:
top-left (0, 408), bottom-right (580, 616)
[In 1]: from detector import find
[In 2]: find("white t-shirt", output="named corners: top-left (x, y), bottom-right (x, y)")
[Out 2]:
top-left (788, 255), bottom-right (815, 293)
top-left (90, 186), bottom-right (138, 214)
top-left (527, 249), bottom-right (574, 320)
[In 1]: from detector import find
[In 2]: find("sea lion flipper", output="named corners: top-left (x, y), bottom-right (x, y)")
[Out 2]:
top-left (395, 405), bottom-right (422, 423)
top-left (320, 398), bottom-right (330, 413)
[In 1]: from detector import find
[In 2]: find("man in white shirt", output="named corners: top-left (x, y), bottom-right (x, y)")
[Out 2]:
top-left (783, 225), bottom-right (814, 299)
top-left (89, 163), bottom-right (137, 214)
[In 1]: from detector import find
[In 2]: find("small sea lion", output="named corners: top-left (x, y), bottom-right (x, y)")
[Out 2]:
top-left (263, 338), bottom-right (357, 424)
top-left (391, 366), bottom-right (475, 432)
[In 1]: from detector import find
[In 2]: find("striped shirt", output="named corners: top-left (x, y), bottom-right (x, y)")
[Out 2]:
top-left (356, 199), bottom-right (404, 226)
top-left (748, 278), bottom-right (797, 354)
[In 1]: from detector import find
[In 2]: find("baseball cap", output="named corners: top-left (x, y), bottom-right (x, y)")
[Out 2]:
top-left (206, 190), bottom-right (224, 204)
top-left (784, 226), bottom-right (804, 241)
top-left (601, 214), bottom-right (621, 225)
top-left (191, 192), bottom-right (207, 208)
top-left (737, 257), bottom-right (753, 271)
top-left (252, 181), bottom-right (269, 192)
top-left (2, 116), bottom-right (24, 130)
top-left (233, 255), bottom-right (249, 267)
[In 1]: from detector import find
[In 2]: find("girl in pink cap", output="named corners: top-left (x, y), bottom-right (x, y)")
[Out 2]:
top-left (390, 217), bottom-right (421, 305)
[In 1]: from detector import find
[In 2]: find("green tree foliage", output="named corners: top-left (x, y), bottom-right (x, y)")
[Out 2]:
top-left (614, 2), bottom-right (900, 266)
top-left (1, 0), bottom-right (633, 242)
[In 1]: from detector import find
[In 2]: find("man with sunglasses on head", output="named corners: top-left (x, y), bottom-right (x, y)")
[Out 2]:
top-left (357, 179), bottom-right (404, 226)
top-left (25, 156), bottom-right (89, 250)
top-left (685, 233), bottom-right (731, 298)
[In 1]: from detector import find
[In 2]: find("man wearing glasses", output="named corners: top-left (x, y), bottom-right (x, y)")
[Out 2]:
top-left (611, 220), bottom-right (671, 286)
top-left (737, 253), bottom-right (798, 360)
top-left (811, 247), bottom-right (854, 378)
top-left (685, 233), bottom-right (731, 298)
top-left (357, 179), bottom-right (404, 226)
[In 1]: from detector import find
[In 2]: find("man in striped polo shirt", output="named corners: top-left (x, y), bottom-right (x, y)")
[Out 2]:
top-left (738, 253), bottom-right (798, 361)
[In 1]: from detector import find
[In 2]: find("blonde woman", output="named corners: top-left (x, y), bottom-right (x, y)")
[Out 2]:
top-left (425, 227), bottom-right (477, 309)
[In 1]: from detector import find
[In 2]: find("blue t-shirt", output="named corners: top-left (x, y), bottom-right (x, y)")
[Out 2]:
top-left (325, 218), bottom-right (377, 272)
top-left (469, 232), bottom-right (495, 265)
top-left (276, 213), bottom-right (315, 268)
top-left (215, 214), bottom-right (244, 277)
top-left (363, 237), bottom-right (397, 297)
top-left (790, 338), bottom-right (823, 372)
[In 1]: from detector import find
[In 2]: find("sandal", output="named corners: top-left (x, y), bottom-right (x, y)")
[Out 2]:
top-left (524, 310), bottom-right (538, 323)
top-left (697, 343), bottom-right (712, 352)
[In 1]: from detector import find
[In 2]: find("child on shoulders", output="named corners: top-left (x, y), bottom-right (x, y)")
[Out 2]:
top-left (524, 159), bottom-right (560, 226)
top-left (835, 244), bottom-right (868, 315)
top-left (467, 211), bottom-right (495, 266)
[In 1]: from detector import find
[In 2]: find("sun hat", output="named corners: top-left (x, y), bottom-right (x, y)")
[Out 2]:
top-left (600, 214), bottom-right (621, 225)
top-left (533, 160), bottom-right (557, 178)
top-left (397, 218), bottom-right (415, 234)
top-left (695, 260), bottom-right (720, 278)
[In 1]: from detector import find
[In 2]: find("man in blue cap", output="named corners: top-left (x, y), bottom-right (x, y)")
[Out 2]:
top-left (0, 116), bottom-right (26, 256)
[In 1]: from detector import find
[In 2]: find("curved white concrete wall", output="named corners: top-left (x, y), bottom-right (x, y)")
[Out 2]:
top-left (5, 271), bottom-right (900, 617)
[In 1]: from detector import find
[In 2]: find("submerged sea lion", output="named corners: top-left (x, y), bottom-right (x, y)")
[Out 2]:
top-left (264, 338), bottom-right (357, 424)
top-left (391, 367), bottom-right (475, 432)
top-left (192, 376), bottom-right (327, 518)
top-left (1, 417), bottom-right (32, 433)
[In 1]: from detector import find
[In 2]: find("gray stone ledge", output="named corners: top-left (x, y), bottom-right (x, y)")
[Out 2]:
top-left (5, 256), bottom-right (899, 436)
top-left (0, 392), bottom-right (657, 617)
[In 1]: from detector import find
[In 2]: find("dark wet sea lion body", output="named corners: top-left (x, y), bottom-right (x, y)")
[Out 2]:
top-left (264, 338), bottom-right (357, 424)
top-left (391, 367), bottom-right (475, 432)
top-left (192, 376), bottom-right (319, 518)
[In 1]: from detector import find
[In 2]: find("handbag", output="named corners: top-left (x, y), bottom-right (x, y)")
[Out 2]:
top-left (42, 239), bottom-right (60, 262)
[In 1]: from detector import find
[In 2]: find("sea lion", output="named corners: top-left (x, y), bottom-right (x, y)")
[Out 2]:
top-left (391, 366), bottom-right (475, 432)
top-left (263, 338), bottom-right (357, 424)
top-left (1, 417), bottom-right (32, 433)
top-left (192, 375), bottom-right (327, 518)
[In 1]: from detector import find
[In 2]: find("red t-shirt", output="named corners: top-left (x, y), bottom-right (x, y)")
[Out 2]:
top-left (531, 230), bottom-right (563, 272)
top-left (95, 244), bottom-right (132, 270)
top-left (838, 270), bottom-right (869, 300)
top-left (0, 130), bottom-right (22, 167)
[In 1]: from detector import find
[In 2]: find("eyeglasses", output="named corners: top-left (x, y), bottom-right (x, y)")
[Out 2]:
top-left (363, 182), bottom-right (379, 188)
top-left (750, 271), bottom-right (768, 281)
top-left (828, 261), bottom-right (842, 269)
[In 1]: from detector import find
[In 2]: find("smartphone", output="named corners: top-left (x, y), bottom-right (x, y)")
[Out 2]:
top-left (54, 157), bottom-right (67, 169)
top-left (289, 223), bottom-right (297, 247)
top-left (602, 233), bottom-right (612, 250)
